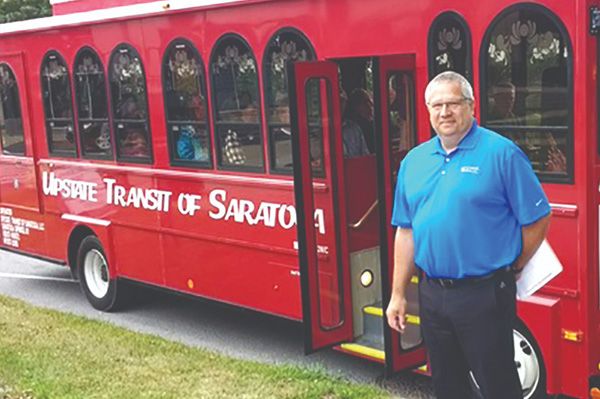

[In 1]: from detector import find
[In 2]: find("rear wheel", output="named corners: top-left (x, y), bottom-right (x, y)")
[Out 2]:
top-left (77, 236), bottom-right (125, 311)
top-left (470, 321), bottom-right (547, 398)
top-left (514, 321), bottom-right (546, 399)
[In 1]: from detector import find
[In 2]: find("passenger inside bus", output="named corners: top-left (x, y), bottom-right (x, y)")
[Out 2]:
top-left (119, 128), bottom-right (149, 158)
top-left (541, 66), bottom-right (568, 174)
top-left (340, 88), bottom-right (369, 158)
top-left (117, 95), bottom-right (143, 120)
top-left (344, 88), bottom-right (375, 153)
top-left (387, 81), bottom-right (411, 155)
top-left (223, 129), bottom-right (247, 165)
top-left (488, 81), bottom-right (517, 125)
top-left (485, 78), bottom-right (567, 174)
top-left (220, 91), bottom-right (258, 165)
top-left (176, 124), bottom-right (209, 161)
top-left (544, 133), bottom-right (566, 172)
top-left (190, 94), bottom-right (207, 121)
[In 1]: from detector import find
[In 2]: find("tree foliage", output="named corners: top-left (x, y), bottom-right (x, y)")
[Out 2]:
top-left (0, 0), bottom-right (51, 24)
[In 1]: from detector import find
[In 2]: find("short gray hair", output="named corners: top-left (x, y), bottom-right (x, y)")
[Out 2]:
top-left (425, 71), bottom-right (474, 104)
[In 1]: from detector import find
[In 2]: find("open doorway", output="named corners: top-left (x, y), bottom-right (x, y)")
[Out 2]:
top-left (333, 56), bottom-right (421, 360)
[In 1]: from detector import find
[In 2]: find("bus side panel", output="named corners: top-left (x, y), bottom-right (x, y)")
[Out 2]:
top-left (162, 233), bottom-right (302, 319)
top-left (540, 213), bottom-right (586, 397)
top-left (543, 215), bottom-right (579, 296)
top-left (39, 162), bottom-right (165, 284)
top-left (519, 293), bottom-right (588, 398)
top-left (0, 157), bottom-right (39, 211)
top-left (517, 296), bottom-right (561, 394)
top-left (0, 207), bottom-right (48, 256)
top-left (556, 297), bottom-right (590, 397)
top-left (157, 174), bottom-right (306, 319)
top-left (111, 225), bottom-right (164, 285)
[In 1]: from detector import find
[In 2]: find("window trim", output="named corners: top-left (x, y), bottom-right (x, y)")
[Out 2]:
top-left (262, 27), bottom-right (317, 175)
top-left (162, 37), bottom-right (213, 170)
top-left (479, 3), bottom-right (574, 184)
top-left (41, 49), bottom-right (78, 158)
top-left (209, 33), bottom-right (265, 173)
top-left (427, 10), bottom-right (473, 84)
top-left (73, 46), bottom-right (114, 161)
top-left (0, 62), bottom-right (26, 157)
top-left (108, 42), bottom-right (153, 165)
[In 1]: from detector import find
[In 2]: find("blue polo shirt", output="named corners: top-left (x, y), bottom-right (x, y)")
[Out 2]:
top-left (391, 120), bottom-right (551, 278)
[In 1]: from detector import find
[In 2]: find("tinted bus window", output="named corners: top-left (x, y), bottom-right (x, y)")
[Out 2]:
top-left (109, 44), bottom-right (152, 162)
top-left (263, 29), bottom-right (315, 173)
top-left (428, 11), bottom-right (473, 82)
top-left (74, 47), bottom-right (112, 159)
top-left (210, 35), bottom-right (263, 171)
top-left (0, 63), bottom-right (25, 155)
top-left (41, 51), bottom-right (76, 156)
top-left (482, 5), bottom-right (572, 182)
top-left (163, 39), bottom-right (211, 167)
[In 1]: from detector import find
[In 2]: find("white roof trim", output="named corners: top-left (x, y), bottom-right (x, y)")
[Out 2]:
top-left (0, 0), bottom-right (251, 36)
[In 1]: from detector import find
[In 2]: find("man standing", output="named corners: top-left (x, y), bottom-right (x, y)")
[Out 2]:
top-left (385, 71), bottom-right (550, 398)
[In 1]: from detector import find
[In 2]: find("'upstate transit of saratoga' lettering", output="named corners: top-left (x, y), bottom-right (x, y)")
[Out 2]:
top-left (41, 171), bottom-right (325, 234)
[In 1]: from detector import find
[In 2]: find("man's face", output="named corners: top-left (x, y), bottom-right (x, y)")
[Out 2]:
top-left (427, 81), bottom-right (474, 139)
top-left (493, 88), bottom-right (515, 116)
top-left (357, 94), bottom-right (374, 121)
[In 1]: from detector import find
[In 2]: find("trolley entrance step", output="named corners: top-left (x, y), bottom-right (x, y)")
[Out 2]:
top-left (336, 304), bottom-right (422, 362)
top-left (336, 298), bottom-right (422, 363)
top-left (338, 342), bottom-right (385, 362)
top-left (363, 305), bottom-right (421, 331)
top-left (361, 305), bottom-right (385, 349)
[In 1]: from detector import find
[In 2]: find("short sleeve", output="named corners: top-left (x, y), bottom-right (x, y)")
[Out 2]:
top-left (391, 161), bottom-right (412, 228)
top-left (503, 146), bottom-right (551, 226)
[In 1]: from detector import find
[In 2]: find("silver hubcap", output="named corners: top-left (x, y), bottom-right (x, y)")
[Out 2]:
top-left (514, 329), bottom-right (541, 398)
top-left (84, 249), bottom-right (110, 299)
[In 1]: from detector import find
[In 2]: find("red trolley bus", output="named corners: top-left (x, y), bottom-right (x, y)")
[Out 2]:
top-left (0, 0), bottom-right (598, 397)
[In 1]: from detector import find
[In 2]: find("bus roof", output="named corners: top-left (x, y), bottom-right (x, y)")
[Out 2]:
top-left (0, 0), bottom-right (273, 37)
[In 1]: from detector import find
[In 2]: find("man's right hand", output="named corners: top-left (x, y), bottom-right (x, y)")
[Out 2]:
top-left (386, 295), bottom-right (408, 333)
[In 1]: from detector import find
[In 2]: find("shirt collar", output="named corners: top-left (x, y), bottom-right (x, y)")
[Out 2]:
top-left (431, 119), bottom-right (479, 155)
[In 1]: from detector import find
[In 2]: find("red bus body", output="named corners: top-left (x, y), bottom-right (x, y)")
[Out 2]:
top-left (0, 0), bottom-right (598, 397)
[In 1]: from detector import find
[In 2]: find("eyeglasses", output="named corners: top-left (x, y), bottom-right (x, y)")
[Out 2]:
top-left (427, 98), bottom-right (471, 113)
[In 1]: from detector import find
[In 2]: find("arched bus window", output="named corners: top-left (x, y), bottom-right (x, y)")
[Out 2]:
top-left (41, 51), bottom-right (76, 156)
top-left (163, 39), bottom-right (211, 167)
top-left (210, 34), bottom-right (263, 171)
top-left (74, 47), bottom-right (112, 159)
top-left (0, 63), bottom-right (25, 155)
top-left (108, 44), bottom-right (152, 163)
top-left (481, 4), bottom-right (572, 182)
top-left (428, 12), bottom-right (473, 82)
top-left (263, 28), bottom-right (315, 173)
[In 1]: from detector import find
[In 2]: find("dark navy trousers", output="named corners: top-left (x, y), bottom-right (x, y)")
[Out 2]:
top-left (418, 268), bottom-right (522, 399)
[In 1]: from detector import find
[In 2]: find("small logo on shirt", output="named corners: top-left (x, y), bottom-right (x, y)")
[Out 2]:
top-left (535, 199), bottom-right (543, 207)
top-left (460, 166), bottom-right (480, 175)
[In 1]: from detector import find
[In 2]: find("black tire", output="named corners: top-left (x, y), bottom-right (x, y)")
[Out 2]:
top-left (77, 236), bottom-right (125, 311)
top-left (514, 320), bottom-right (547, 399)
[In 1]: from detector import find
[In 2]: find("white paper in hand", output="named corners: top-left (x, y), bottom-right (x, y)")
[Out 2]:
top-left (516, 239), bottom-right (563, 299)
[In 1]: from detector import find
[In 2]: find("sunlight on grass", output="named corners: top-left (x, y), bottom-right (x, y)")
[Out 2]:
top-left (0, 295), bottom-right (389, 399)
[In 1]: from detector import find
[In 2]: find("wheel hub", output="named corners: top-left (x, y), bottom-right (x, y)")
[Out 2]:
top-left (514, 329), bottom-right (540, 399)
top-left (84, 249), bottom-right (110, 299)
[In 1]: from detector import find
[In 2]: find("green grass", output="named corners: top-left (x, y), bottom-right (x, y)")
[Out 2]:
top-left (0, 295), bottom-right (389, 399)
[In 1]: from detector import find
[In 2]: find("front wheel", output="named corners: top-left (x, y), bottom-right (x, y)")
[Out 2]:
top-left (514, 321), bottom-right (547, 399)
top-left (77, 236), bottom-right (125, 311)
